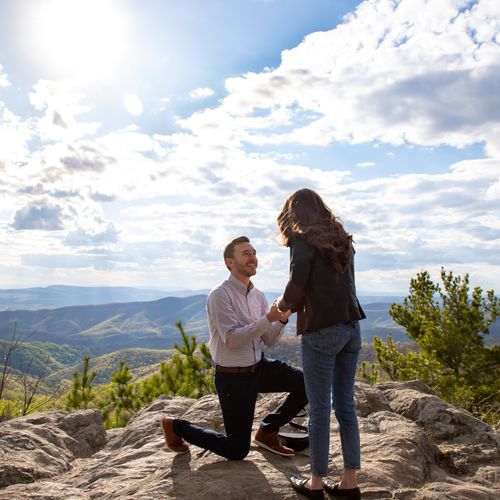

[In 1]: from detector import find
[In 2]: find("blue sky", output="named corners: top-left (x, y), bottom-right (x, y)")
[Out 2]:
top-left (1, 0), bottom-right (499, 294)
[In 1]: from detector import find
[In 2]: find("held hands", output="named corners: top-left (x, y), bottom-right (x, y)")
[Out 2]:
top-left (267, 302), bottom-right (292, 323)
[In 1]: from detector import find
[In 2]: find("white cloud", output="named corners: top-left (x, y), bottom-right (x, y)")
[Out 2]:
top-left (0, 64), bottom-right (10, 87)
top-left (99, 128), bottom-right (162, 155)
top-left (64, 222), bottom-right (119, 247)
top-left (204, 0), bottom-right (500, 157)
top-left (1, 0), bottom-right (500, 291)
top-left (189, 87), bottom-right (215, 99)
top-left (12, 200), bottom-right (65, 230)
top-left (123, 93), bottom-right (144, 116)
top-left (486, 179), bottom-right (500, 200)
top-left (60, 142), bottom-right (116, 172)
top-left (343, 159), bottom-right (500, 275)
top-left (6, 140), bottom-right (117, 202)
top-left (159, 97), bottom-right (171, 111)
top-left (29, 80), bottom-right (101, 141)
top-left (0, 104), bottom-right (32, 165)
top-left (21, 253), bottom-right (115, 270)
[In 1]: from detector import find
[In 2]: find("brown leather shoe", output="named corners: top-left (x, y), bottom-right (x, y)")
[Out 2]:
top-left (160, 417), bottom-right (189, 454)
top-left (254, 428), bottom-right (295, 457)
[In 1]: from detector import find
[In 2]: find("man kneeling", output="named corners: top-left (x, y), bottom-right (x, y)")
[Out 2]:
top-left (161, 236), bottom-right (307, 459)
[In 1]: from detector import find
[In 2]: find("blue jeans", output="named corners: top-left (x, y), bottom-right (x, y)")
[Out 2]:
top-left (301, 320), bottom-right (361, 476)
top-left (173, 357), bottom-right (307, 460)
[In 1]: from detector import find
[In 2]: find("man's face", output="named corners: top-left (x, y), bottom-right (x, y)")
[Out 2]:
top-left (227, 242), bottom-right (258, 278)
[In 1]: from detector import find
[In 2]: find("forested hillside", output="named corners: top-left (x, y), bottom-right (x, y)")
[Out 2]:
top-left (1, 294), bottom-right (498, 357)
top-left (0, 295), bottom-right (208, 353)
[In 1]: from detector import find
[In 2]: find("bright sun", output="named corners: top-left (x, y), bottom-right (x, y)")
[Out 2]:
top-left (31, 0), bottom-right (128, 80)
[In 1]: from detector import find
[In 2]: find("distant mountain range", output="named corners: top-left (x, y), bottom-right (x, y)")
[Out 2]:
top-left (1, 286), bottom-right (498, 396)
top-left (0, 295), bottom-right (209, 354)
top-left (0, 287), bottom-right (497, 358)
top-left (0, 284), bottom-right (403, 311)
top-left (0, 294), bottom-right (412, 355)
top-left (0, 285), bottom-right (210, 311)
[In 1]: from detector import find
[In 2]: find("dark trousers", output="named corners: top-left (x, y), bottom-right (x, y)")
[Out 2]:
top-left (173, 357), bottom-right (307, 460)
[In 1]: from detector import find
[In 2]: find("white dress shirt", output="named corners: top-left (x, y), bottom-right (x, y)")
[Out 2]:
top-left (207, 274), bottom-right (285, 367)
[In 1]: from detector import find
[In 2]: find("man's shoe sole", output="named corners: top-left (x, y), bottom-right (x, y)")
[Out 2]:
top-left (160, 419), bottom-right (190, 455)
top-left (254, 438), bottom-right (295, 457)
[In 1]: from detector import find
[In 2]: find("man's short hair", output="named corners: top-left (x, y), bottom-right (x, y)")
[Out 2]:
top-left (223, 236), bottom-right (250, 270)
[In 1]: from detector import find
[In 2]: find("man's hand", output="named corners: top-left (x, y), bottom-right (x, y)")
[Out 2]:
top-left (267, 303), bottom-right (291, 323)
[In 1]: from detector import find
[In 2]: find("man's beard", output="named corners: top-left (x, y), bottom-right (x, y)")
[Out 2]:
top-left (234, 261), bottom-right (256, 277)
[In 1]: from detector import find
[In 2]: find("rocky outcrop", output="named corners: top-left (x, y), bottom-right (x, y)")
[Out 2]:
top-left (0, 410), bottom-right (106, 489)
top-left (0, 381), bottom-right (498, 499)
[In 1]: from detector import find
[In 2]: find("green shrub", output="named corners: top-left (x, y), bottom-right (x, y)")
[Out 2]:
top-left (374, 268), bottom-right (499, 428)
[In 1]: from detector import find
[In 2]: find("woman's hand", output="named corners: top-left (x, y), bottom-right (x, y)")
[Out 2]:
top-left (267, 303), bottom-right (291, 323)
top-left (267, 300), bottom-right (291, 323)
top-left (279, 307), bottom-right (292, 321)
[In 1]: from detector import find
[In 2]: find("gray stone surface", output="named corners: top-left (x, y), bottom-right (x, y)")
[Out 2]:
top-left (0, 383), bottom-right (499, 499)
top-left (0, 410), bottom-right (106, 489)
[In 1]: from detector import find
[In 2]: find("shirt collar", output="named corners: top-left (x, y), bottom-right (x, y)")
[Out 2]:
top-left (228, 273), bottom-right (254, 294)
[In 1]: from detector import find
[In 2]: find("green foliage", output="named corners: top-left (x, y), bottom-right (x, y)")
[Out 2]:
top-left (95, 322), bottom-right (214, 429)
top-left (390, 269), bottom-right (499, 375)
top-left (375, 268), bottom-right (500, 426)
top-left (1, 393), bottom-right (58, 421)
top-left (110, 361), bottom-right (135, 409)
top-left (0, 322), bottom-right (23, 402)
top-left (357, 361), bottom-right (380, 385)
top-left (0, 341), bottom-right (83, 378)
top-left (44, 347), bottom-right (173, 391)
top-left (66, 356), bottom-right (97, 410)
top-left (101, 361), bottom-right (141, 428)
top-left (140, 321), bottom-right (215, 403)
top-left (0, 399), bottom-right (18, 421)
top-left (6, 321), bottom-right (214, 427)
top-left (373, 335), bottom-right (444, 387)
top-left (0, 324), bottom-right (62, 421)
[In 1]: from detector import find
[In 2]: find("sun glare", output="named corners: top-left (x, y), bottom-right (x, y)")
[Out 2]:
top-left (31, 0), bottom-right (128, 80)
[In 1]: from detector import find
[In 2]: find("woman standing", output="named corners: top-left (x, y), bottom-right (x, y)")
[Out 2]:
top-left (276, 188), bottom-right (365, 500)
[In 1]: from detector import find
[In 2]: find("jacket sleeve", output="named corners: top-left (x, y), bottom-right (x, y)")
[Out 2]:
top-left (278, 238), bottom-right (315, 312)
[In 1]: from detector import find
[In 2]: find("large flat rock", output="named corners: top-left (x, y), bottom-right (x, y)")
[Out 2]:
top-left (0, 382), bottom-right (498, 499)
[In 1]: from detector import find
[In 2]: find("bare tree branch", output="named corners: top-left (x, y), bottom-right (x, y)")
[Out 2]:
top-left (21, 355), bottom-right (52, 416)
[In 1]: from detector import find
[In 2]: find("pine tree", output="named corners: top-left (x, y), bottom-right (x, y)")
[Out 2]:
top-left (66, 356), bottom-right (97, 410)
top-left (389, 269), bottom-right (499, 377)
top-left (104, 360), bottom-right (140, 427)
top-left (374, 268), bottom-right (500, 424)
top-left (140, 321), bottom-right (215, 403)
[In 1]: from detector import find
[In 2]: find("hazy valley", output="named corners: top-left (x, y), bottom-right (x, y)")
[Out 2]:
top-left (1, 286), bottom-right (498, 393)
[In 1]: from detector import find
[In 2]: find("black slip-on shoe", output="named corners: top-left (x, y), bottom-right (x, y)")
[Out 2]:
top-left (290, 476), bottom-right (324, 499)
top-left (323, 480), bottom-right (361, 499)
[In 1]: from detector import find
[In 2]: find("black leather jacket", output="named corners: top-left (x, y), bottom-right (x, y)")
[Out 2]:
top-left (278, 237), bottom-right (365, 335)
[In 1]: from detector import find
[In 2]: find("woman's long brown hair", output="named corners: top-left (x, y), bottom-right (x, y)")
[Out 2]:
top-left (277, 188), bottom-right (353, 272)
